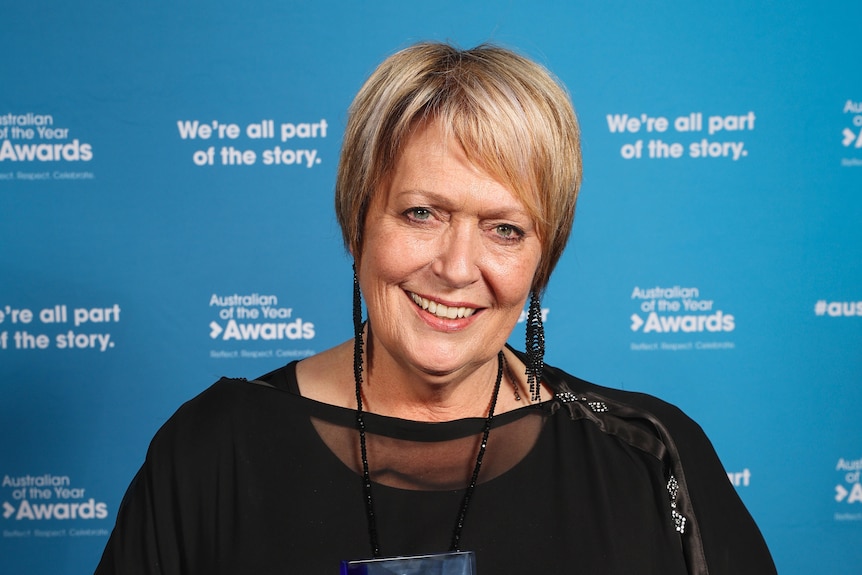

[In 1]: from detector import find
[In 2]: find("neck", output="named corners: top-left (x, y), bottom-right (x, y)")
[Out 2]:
top-left (362, 349), bottom-right (502, 421)
top-left (294, 338), bottom-right (538, 418)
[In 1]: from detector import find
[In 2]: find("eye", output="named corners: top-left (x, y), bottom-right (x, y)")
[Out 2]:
top-left (494, 223), bottom-right (525, 241)
top-left (404, 207), bottom-right (432, 221)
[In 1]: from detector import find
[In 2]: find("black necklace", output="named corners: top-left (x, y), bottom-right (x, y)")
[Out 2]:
top-left (352, 334), bottom-right (504, 557)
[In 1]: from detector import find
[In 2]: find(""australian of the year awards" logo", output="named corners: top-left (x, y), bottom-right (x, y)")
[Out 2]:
top-left (629, 285), bottom-right (735, 351)
top-left (208, 292), bottom-right (315, 348)
top-left (2, 474), bottom-right (107, 522)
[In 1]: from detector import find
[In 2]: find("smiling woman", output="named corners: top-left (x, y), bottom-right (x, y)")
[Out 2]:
top-left (351, 119), bottom-right (543, 405)
top-left (96, 42), bottom-right (776, 575)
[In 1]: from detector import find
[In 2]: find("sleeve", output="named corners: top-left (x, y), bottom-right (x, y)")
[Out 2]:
top-left (94, 380), bottom-right (234, 575)
top-left (597, 382), bottom-right (777, 575)
top-left (655, 401), bottom-right (777, 575)
top-left (94, 432), bottom-right (188, 574)
top-left (545, 361), bottom-right (777, 575)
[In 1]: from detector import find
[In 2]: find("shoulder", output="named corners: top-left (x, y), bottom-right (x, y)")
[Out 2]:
top-left (504, 339), bottom-right (711, 455)
top-left (544, 361), bottom-right (707, 441)
top-left (541, 359), bottom-right (720, 478)
top-left (146, 368), bottom-right (296, 462)
top-left (167, 376), bottom-right (268, 425)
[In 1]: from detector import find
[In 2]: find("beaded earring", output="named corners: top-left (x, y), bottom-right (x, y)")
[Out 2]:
top-left (525, 290), bottom-right (545, 402)
top-left (352, 263), bottom-right (365, 391)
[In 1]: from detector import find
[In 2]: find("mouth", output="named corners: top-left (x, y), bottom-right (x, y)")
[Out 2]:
top-left (409, 292), bottom-right (478, 320)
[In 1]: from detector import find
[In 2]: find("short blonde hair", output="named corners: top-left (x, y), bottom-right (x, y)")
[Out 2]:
top-left (335, 42), bottom-right (581, 292)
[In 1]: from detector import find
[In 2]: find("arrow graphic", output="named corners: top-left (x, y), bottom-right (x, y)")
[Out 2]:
top-left (3, 501), bottom-right (14, 519)
top-left (835, 484), bottom-right (849, 502)
top-left (630, 314), bottom-right (644, 332)
top-left (209, 321), bottom-right (223, 339)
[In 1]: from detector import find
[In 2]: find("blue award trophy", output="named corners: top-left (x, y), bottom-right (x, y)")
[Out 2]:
top-left (340, 551), bottom-right (477, 575)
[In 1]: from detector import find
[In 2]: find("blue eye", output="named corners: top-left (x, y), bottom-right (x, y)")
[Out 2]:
top-left (495, 224), bottom-right (524, 240)
top-left (405, 207), bottom-right (432, 220)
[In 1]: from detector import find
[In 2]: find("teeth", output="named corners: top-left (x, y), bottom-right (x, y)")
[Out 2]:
top-left (410, 293), bottom-right (476, 320)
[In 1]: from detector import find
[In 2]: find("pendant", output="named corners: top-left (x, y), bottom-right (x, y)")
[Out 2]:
top-left (340, 551), bottom-right (476, 574)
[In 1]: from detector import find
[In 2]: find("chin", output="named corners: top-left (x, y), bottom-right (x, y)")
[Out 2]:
top-left (407, 341), bottom-right (490, 379)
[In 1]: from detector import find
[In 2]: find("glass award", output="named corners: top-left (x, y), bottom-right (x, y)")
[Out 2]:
top-left (340, 551), bottom-right (476, 575)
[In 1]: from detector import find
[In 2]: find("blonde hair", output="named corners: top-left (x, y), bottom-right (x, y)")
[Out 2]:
top-left (335, 42), bottom-right (582, 291)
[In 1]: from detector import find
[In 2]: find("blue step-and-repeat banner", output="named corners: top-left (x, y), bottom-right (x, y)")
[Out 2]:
top-left (2, 2), bottom-right (860, 573)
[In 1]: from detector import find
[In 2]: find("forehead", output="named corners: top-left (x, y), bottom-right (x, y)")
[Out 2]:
top-left (379, 121), bottom-right (528, 212)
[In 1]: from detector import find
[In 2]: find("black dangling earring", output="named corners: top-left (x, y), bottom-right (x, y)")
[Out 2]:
top-left (352, 263), bottom-right (365, 384)
top-left (525, 290), bottom-right (545, 402)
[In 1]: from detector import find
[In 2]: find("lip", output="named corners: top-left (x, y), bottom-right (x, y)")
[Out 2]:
top-left (407, 291), bottom-right (482, 324)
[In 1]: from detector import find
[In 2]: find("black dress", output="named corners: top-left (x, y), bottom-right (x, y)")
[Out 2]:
top-left (96, 356), bottom-right (776, 574)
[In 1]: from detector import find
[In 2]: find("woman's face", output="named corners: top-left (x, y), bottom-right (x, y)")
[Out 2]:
top-left (358, 120), bottom-right (542, 382)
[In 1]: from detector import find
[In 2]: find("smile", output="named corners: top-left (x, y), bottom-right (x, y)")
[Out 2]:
top-left (409, 292), bottom-right (478, 320)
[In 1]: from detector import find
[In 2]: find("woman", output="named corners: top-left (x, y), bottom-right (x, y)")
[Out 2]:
top-left (97, 43), bottom-right (776, 574)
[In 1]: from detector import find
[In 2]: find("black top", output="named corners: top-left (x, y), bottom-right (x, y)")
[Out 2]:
top-left (96, 358), bottom-right (776, 574)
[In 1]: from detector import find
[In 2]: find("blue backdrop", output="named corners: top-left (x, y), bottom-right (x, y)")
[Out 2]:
top-left (2, 2), bottom-right (861, 573)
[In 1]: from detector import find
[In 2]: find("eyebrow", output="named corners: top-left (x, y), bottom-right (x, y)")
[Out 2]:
top-left (392, 188), bottom-right (532, 222)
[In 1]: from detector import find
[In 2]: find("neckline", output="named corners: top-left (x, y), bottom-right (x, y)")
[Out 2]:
top-left (263, 360), bottom-right (552, 440)
top-left (251, 360), bottom-right (557, 496)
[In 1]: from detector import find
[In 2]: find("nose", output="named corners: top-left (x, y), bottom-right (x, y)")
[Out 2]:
top-left (431, 222), bottom-right (481, 288)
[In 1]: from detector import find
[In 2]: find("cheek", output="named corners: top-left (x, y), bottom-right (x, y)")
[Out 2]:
top-left (497, 277), bottom-right (534, 309)
top-left (486, 247), bottom-right (543, 302)
top-left (361, 232), bottom-right (424, 290)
